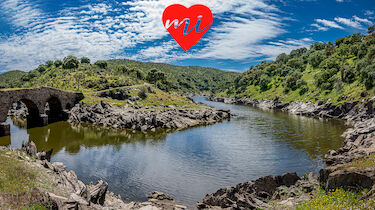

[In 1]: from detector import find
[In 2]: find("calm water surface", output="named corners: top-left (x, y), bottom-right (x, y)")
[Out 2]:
top-left (0, 97), bottom-right (347, 206)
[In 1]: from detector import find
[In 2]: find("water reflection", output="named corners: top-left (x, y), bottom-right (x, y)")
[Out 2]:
top-left (0, 97), bottom-right (347, 206)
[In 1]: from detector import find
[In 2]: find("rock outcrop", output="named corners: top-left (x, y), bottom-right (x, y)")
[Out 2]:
top-left (15, 142), bottom-right (187, 210)
top-left (68, 101), bottom-right (230, 131)
top-left (197, 173), bottom-right (301, 209)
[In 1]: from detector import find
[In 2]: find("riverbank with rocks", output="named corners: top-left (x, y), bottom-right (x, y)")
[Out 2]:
top-left (68, 101), bottom-right (230, 131)
top-left (8, 100), bottom-right (231, 132)
top-left (196, 96), bottom-right (375, 209)
top-left (0, 142), bottom-right (187, 209)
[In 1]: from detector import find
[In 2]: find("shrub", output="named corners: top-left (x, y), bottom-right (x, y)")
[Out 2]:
top-left (340, 64), bottom-right (356, 83)
top-left (360, 63), bottom-right (375, 89)
top-left (54, 60), bottom-right (63, 67)
top-left (287, 58), bottom-right (304, 69)
top-left (366, 45), bottom-right (375, 61)
top-left (45, 60), bottom-right (54, 67)
top-left (285, 72), bottom-right (302, 90)
top-left (147, 69), bottom-right (166, 83)
top-left (138, 87), bottom-right (148, 99)
top-left (308, 51), bottom-right (325, 68)
top-left (63, 56), bottom-right (79, 69)
top-left (276, 53), bottom-right (288, 64)
top-left (94, 60), bottom-right (108, 69)
top-left (259, 75), bottom-right (271, 91)
top-left (36, 65), bottom-right (46, 73)
top-left (315, 68), bottom-right (338, 90)
top-left (320, 56), bottom-right (339, 70)
top-left (80, 57), bottom-right (91, 64)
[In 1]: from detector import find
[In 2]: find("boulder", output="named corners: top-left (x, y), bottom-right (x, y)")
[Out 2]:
top-left (87, 180), bottom-right (108, 205)
top-left (21, 141), bottom-right (37, 158)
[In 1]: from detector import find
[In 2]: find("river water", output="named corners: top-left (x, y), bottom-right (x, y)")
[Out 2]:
top-left (0, 97), bottom-right (347, 206)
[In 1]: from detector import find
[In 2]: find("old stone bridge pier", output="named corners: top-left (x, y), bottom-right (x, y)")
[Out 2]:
top-left (0, 87), bottom-right (84, 137)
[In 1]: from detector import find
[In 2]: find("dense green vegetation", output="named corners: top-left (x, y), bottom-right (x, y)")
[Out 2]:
top-left (221, 25), bottom-right (375, 105)
top-left (0, 70), bottom-right (26, 89)
top-left (0, 58), bottom-right (236, 94)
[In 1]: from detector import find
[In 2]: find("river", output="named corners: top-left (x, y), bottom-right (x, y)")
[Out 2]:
top-left (0, 97), bottom-right (347, 206)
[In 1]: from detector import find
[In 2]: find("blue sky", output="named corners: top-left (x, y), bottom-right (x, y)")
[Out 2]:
top-left (0, 0), bottom-right (373, 73)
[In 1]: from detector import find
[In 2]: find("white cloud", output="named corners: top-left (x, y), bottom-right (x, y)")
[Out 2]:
top-left (311, 23), bottom-right (329, 31)
top-left (353, 16), bottom-right (373, 25)
top-left (312, 16), bottom-right (372, 31)
top-left (334, 17), bottom-right (362, 28)
top-left (315, 19), bottom-right (343, 29)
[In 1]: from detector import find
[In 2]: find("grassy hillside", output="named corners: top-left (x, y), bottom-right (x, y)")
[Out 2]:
top-left (221, 26), bottom-right (375, 105)
top-left (0, 58), bottom-right (236, 107)
top-left (0, 58), bottom-right (236, 94)
top-left (0, 70), bottom-right (26, 89)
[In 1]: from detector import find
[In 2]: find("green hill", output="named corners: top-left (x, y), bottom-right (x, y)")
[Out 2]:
top-left (220, 27), bottom-right (375, 105)
top-left (3, 58), bottom-right (237, 94)
top-left (0, 70), bottom-right (26, 89)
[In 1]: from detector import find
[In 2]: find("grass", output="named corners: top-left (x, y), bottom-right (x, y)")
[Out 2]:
top-left (345, 154), bottom-right (375, 170)
top-left (0, 151), bottom-right (38, 195)
top-left (0, 150), bottom-right (57, 209)
top-left (295, 188), bottom-right (373, 210)
top-left (82, 84), bottom-right (203, 109)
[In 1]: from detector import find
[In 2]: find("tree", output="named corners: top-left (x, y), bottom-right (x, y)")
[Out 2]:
top-left (95, 60), bottom-right (108, 69)
top-left (368, 25), bottom-right (375, 34)
top-left (45, 60), bottom-right (54, 67)
top-left (62, 56), bottom-right (79, 69)
top-left (259, 75), bottom-right (271, 91)
top-left (308, 51), bottom-right (325, 68)
top-left (276, 53), bottom-right (288, 64)
top-left (80, 57), bottom-right (91, 64)
top-left (146, 69), bottom-right (166, 83)
top-left (37, 65), bottom-right (46, 73)
top-left (54, 60), bottom-right (63, 67)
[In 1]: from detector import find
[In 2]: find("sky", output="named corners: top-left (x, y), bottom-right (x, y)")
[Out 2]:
top-left (0, 0), bottom-right (374, 73)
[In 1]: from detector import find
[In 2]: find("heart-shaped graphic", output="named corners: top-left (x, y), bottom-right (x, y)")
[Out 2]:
top-left (162, 4), bottom-right (213, 52)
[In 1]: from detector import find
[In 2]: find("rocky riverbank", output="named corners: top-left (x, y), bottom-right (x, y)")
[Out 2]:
top-left (68, 101), bottom-right (230, 131)
top-left (0, 142), bottom-right (187, 210)
top-left (7, 100), bottom-right (231, 132)
top-left (197, 96), bottom-right (375, 209)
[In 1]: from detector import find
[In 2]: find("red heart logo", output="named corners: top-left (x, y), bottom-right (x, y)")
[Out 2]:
top-left (162, 4), bottom-right (213, 52)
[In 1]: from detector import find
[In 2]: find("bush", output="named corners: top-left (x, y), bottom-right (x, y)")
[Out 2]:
top-left (138, 87), bottom-right (148, 99)
top-left (366, 45), bottom-right (375, 61)
top-left (63, 56), bottom-right (79, 69)
top-left (259, 75), bottom-right (271, 91)
top-left (54, 60), bottom-right (63, 67)
top-left (320, 56), bottom-right (339, 70)
top-left (36, 65), bottom-right (46, 73)
top-left (147, 69), bottom-right (165, 83)
top-left (285, 72), bottom-right (302, 90)
top-left (94, 60), bottom-right (108, 69)
top-left (80, 57), bottom-right (91, 64)
top-left (308, 51), bottom-right (325, 68)
top-left (287, 58), bottom-right (304, 69)
top-left (360, 63), bottom-right (375, 89)
top-left (276, 53), bottom-right (288, 64)
top-left (315, 68), bottom-right (338, 90)
top-left (45, 60), bottom-right (54, 67)
top-left (340, 64), bottom-right (356, 83)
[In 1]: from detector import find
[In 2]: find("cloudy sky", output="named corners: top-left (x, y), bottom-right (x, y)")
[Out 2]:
top-left (0, 0), bottom-right (373, 73)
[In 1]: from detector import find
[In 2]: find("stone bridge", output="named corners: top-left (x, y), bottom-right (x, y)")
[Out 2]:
top-left (0, 87), bottom-right (84, 136)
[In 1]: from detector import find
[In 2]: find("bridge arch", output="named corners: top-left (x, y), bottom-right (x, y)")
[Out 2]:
top-left (18, 98), bottom-right (45, 128)
top-left (0, 87), bottom-right (84, 137)
top-left (45, 96), bottom-right (67, 123)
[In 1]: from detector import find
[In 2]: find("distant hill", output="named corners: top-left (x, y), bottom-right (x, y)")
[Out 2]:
top-left (0, 70), bottom-right (26, 88)
top-left (2, 58), bottom-right (237, 94)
